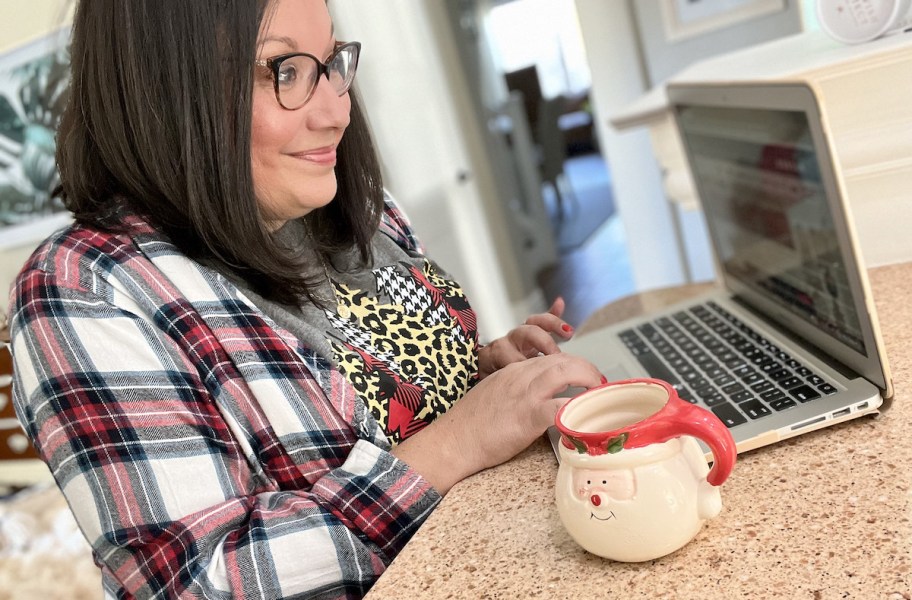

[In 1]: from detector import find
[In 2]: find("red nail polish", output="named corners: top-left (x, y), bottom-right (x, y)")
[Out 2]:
top-left (561, 324), bottom-right (573, 333)
top-left (600, 375), bottom-right (608, 384)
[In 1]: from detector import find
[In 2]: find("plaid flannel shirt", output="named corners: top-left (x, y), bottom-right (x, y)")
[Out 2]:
top-left (9, 198), bottom-right (446, 599)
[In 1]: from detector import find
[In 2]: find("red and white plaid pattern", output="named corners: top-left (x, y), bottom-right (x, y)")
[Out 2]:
top-left (9, 197), bottom-right (446, 599)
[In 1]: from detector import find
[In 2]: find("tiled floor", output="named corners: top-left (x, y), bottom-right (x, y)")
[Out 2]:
top-left (538, 154), bottom-right (636, 328)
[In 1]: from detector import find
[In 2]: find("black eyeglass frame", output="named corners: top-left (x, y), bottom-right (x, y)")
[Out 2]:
top-left (256, 41), bottom-right (362, 110)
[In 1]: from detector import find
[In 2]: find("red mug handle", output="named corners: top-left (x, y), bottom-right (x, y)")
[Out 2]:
top-left (647, 394), bottom-right (736, 486)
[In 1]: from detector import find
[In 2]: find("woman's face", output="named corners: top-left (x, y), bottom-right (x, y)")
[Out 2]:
top-left (252, 0), bottom-right (351, 229)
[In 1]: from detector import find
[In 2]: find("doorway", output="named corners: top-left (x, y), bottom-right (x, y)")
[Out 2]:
top-left (444, 0), bottom-right (635, 327)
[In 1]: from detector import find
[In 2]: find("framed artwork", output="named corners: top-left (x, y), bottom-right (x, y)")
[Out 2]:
top-left (630, 0), bottom-right (802, 86)
top-left (660, 0), bottom-right (788, 43)
top-left (0, 28), bottom-right (70, 241)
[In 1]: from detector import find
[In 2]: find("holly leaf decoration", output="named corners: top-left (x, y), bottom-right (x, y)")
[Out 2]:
top-left (606, 433), bottom-right (629, 454)
top-left (569, 436), bottom-right (588, 454)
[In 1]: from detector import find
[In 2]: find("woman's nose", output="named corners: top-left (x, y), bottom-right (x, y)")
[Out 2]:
top-left (307, 74), bottom-right (351, 129)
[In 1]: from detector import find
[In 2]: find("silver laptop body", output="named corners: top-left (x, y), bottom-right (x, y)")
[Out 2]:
top-left (552, 82), bottom-right (893, 455)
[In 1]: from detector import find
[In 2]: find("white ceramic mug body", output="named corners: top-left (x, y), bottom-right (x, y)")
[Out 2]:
top-left (555, 435), bottom-right (721, 561)
top-left (554, 379), bottom-right (733, 562)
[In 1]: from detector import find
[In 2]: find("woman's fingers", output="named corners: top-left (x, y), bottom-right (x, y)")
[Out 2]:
top-left (526, 353), bottom-right (605, 397)
top-left (527, 355), bottom-right (605, 429)
top-left (513, 325), bottom-right (562, 357)
top-left (524, 313), bottom-right (573, 339)
top-left (485, 343), bottom-right (527, 370)
top-left (548, 296), bottom-right (566, 318)
top-left (525, 298), bottom-right (573, 340)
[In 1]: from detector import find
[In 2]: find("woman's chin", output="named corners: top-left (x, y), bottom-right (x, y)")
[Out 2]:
top-left (258, 182), bottom-right (339, 223)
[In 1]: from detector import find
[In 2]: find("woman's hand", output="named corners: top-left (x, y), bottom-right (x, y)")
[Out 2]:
top-left (392, 352), bottom-right (605, 494)
top-left (477, 297), bottom-right (574, 379)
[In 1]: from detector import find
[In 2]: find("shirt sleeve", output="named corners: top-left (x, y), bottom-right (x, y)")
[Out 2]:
top-left (10, 264), bottom-right (440, 599)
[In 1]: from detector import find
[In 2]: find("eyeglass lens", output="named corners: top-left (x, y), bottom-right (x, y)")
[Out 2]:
top-left (276, 44), bottom-right (359, 109)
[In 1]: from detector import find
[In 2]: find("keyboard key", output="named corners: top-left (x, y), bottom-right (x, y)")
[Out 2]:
top-left (779, 376), bottom-right (803, 389)
top-left (760, 389), bottom-right (786, 402)
top-left (716, 350), bottom-right (737, 363)
top-left (713, 374), bottom-right (735, 387)
top-left (789, 385), bottom-right (821, 403)
top-left (768, 368), bottom-right (790, 381)
top-left (742, 372), bottom-right (763, 385)
top-left (760, 361), bottom-right (782, 374)
top-left (689, 376), bottom-right (709, 390)
top-left (732, 365), bottom-right (754, 378)
top-left (770, 397), bottom-right (798, 411)
top-left (721, 382), bottom-right (745, 395)
top-left (749, 353), bottom-right (768, 365)
top-left (701, 393), bottom-right (729, 407)
top-left (750, 380), bottom-right (774, 394)
top-left (741, 400), bottom-right (772, 419)
top-left (722, 358), bottom-right (746, 370)
top-left (712, 403), bottom-right (748, 428)
top-left (701, 361), bottom-right (722, 375)
top-left (678, 386), bottom-right (697, 403)
top-left (818, 383), bottom-right (837, 395)
top-left (619, 329), bottom-right (640, 343)
top-left (731, 390), bottom-right (754, 403)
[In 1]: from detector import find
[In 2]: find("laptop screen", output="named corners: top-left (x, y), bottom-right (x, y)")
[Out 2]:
top-left (674, 104), bottom-right (866, 355)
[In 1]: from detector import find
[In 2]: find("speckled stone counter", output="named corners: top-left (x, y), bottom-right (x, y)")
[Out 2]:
top-left (366, 263), bottom-right (912, 600)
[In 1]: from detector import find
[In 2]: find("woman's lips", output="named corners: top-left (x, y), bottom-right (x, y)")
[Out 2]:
top-left (291, 146), bottom-right (337, 166)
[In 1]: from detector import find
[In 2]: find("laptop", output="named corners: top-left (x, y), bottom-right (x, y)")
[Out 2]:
top-left (549, 81), bottom-right (894, 456)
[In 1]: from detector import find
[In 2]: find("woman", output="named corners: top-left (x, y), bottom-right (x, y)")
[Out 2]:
top-left (9, 0), bottom-right (604, 598)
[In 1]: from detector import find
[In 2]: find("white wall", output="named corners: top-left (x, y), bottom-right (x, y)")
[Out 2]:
top-left (574, 0), bottom-right (688, 292)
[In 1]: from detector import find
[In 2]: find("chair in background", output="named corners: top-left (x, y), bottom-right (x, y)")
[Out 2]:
top-left (536, 94), bottom-right (574, 222)
top-left (503, 66), bottom-right (597, 223)
top-left (504, 66), bottom-right (543, 143)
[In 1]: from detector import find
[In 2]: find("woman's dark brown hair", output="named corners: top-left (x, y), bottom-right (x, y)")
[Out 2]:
top-left (55, 0), bottom-right (385, 304)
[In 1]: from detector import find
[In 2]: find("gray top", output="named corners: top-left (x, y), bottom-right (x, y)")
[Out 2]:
top-left (229, 218), bottom-right (480, 445)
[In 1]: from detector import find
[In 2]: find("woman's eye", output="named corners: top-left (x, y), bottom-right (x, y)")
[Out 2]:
top-left (277, 64), bottom-right (298, 87)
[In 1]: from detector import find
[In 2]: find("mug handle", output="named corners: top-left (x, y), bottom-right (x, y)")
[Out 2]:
top-left (648, 395), bottom-right (737, 487)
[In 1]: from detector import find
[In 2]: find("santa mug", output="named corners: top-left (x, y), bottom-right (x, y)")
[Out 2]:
top-left (555, 378), bottom-right (736, 561)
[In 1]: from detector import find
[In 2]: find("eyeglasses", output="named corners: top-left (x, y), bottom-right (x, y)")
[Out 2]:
top-left (255, 41), bottom-right (361, 110)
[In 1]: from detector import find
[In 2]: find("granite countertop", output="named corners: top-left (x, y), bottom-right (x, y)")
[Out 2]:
top-left (366, 262), bottom-right (912, 599)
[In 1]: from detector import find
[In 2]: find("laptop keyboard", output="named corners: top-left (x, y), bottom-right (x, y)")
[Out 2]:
top-left (618, 300), bottom-right (837, 428)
